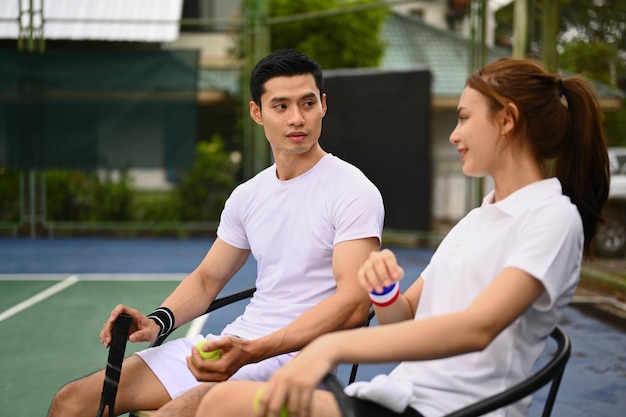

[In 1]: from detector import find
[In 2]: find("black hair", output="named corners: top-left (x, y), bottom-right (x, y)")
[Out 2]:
top-left (249, 49), bottom-right (324, 107)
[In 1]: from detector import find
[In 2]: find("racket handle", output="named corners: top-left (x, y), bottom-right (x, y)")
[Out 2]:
top-left (96, 313), bottom-right (132, 417)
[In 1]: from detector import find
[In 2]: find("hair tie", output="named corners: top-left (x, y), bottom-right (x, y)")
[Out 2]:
top-left (557, 78), bottom-right (566, 97)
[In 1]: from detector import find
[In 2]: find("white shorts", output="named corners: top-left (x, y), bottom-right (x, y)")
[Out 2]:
top-left (135, 334), bottom-right (296, 399)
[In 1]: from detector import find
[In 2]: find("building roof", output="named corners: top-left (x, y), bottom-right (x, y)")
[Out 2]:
top-left (380, 13), bottom-right (511, 99)
top-left (380, 12), bottom-right (625, 107)
top-left (0, 0), bottom-right (183, 42)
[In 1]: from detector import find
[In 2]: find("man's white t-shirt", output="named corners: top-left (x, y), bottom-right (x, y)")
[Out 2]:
top-left (218, 153), bottom-right (384, 340)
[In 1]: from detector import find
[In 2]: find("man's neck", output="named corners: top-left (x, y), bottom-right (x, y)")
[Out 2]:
top-left (274, 145), bottom-right (327, 181)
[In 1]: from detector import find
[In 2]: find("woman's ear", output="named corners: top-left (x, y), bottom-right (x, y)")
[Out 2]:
top-left (501, 102), bottom-right (519, 136)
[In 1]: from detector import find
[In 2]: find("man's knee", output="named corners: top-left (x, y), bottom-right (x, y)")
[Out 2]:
top-left (47, 376), bottom-right (97, 417)
top-left (199, 382), bottom-right (223, 406)
top-left (197, 382), bottom-right (259, 417)
top-left (195, 384), bottom-right (224, 417)
top-left (151, 383), bottom-right (216, 417)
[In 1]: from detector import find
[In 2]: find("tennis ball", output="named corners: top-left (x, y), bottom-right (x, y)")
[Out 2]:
top-left (253, 387), bottom-right (289, 417)
top-left (195, 341), bottom-right (222, 361)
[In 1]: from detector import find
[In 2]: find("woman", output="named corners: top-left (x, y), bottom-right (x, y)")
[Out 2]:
top-left (194, 57), bottom-right (610, 417)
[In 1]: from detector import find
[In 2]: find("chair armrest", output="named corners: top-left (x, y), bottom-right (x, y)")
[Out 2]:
top-left (325, 326), bottom-right (571, 417)
top-left (322, 374), bottom-right (357, 417)
top-left (149, 287), bottom-right (257, 347)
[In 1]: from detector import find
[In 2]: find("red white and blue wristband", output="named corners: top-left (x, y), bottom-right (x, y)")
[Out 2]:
top-left (369, 282), bottom-right (400, 307)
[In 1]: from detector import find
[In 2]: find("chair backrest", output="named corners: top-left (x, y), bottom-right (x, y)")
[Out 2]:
top-left (444, 325), bottom-right (571, 417)
top-left (347, 306), bottom-right (376, 383)
top-left (324, 325), bottom-right (572, 417)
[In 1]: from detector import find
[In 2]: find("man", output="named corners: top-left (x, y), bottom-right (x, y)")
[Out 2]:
top-left (47, 49), bottom-right (384, 417)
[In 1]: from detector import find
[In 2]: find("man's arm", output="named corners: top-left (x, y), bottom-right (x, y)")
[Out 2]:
top-left (158, 238), bottom-right (251, 326)
top-left (101, 238), bottom-right (250, 346)
top-left (240, 236), bottom-right (378, 361)
top-left (186, 236), bottom-right (379, 380)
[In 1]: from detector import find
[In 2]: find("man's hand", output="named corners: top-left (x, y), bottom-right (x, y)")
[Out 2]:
top-left (100, 304), bottom-right (160, 348)
top-left (186, 336), bottom-right (252, 382)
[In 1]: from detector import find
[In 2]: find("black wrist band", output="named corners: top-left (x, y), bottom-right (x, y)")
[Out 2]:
top-left (147, 307), bottom-right (175, 336)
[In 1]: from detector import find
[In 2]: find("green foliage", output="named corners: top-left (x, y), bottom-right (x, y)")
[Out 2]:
top-left (1, 138), bottom-right (240, 227)
top-left (91, 170), bottom-right (135, 221)
top-left (270, 0), bottom-right (389, 69)
top-left (494, 0), bottom-right (626, 58)
top-left (559, 40), bottom-right (624, 87)
top-left (560, 0), bottom-right (626, 52)
top-left (493, 0), bottom-right (626, 147)
top-left (176, 135), bottom-right (239, 222)
top-left (132, 192), bottom-right (182, 222)
top-left (239, 0), bottom-right (390, 69)
top-left (45, 171), bottom-right (92, 221)
top-left (45, 169), bottom-right (135, 221)
top-left (559, 41), bottom-right (626, 147)
top-left (603, 109), bottom-right (626, 147)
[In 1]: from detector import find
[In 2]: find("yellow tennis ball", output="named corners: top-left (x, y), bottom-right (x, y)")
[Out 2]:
top-left (253, 387), bottom-right (289, 417)
top-left (195, 341), bottom-right (222, 361)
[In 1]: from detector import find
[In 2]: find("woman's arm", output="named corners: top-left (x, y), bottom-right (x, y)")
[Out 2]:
top-left (357, 249), bottom-right (423, 325)
top-left (256, 266), bottom-right (546, 417)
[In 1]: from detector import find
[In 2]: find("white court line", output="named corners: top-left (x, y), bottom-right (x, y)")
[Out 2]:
top-left (1, 274), bottom-right (212, 335)
top-left (186, 314), bottom-right (210, 338)
top-left (0, 275), bottom-right (79, 323)
top-left (0, 273), bottom-right (186, 281)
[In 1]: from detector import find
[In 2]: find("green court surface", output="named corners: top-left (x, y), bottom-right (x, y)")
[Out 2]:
top-left (1, 238), bottom-right (625, 417)
top-left (0, 275), bottom-right (189, 417)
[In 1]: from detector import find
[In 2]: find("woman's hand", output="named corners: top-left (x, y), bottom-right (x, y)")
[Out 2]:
top-left (255, 335), bottom-right (337, 417)
top-left (357, 249), bottom-right (404, 293)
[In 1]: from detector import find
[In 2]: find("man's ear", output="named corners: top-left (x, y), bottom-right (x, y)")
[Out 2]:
top-left (249, 101), bottom-right (263, 125)
top-left (321, 93), bottom-right (328, 118)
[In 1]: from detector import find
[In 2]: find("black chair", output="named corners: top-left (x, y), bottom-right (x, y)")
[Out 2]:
top-left (96, 288), bottom-right (375, 417)
top-left (323, 325), bottom-right (572, 417)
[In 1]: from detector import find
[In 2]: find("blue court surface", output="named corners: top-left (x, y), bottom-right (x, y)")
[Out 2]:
top-left (0, 237), bottom-right (624, 417)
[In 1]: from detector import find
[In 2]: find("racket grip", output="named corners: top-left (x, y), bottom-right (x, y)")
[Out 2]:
top-left (101, 313), bottom-right (132, 401)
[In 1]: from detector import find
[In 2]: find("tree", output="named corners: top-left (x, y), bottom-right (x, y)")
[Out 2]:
top-left (494, 0), bottom-right (626, 60)
top-left (559, 40), bottom-right (624, 86)
top-left (559, 31), bottom-right (626, 148)
top-left (239, 0), bottom-right (390, 69)
top-left (494, 0), bottom-right (626, 147)
top-left (235, 0), bottom-right (391, 176)
top-left (560, 0), bottom-right (626, 53)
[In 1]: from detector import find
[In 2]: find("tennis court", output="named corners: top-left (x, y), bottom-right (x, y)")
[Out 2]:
top-left (0, 237), bottom-right (624, 417)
